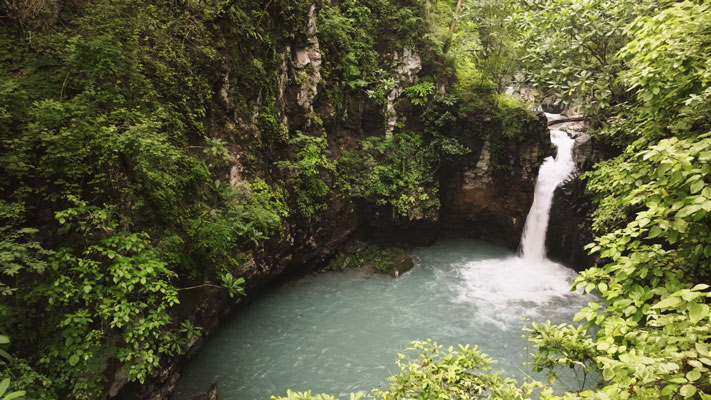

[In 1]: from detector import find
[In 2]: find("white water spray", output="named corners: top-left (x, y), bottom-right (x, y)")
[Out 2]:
top-left (519, 114), bottom-right (577, 261)
top-left (454, 114), bottom-right (589, 327)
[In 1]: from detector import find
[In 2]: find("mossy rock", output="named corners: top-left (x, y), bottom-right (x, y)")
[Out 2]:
top-left (190, 382), bottom-right (218, 400)
top-left (324, 244), bottom-right (414, 277)
top-left (381, 247), bottom-right (414, 277)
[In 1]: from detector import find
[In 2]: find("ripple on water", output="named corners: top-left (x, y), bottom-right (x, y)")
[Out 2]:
top-left (172, 239), bottom-right (593, 400)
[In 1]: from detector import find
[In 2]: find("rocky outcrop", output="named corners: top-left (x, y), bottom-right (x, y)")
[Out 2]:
top-left (546, 177), bottom-right (596, 270)
top-left (280, 4), bottom-right (322, 129)
top-left (439, 110), bottom-right (550, 247)
top-left (546, 123), bottom-right (603, 270)
top-left (190, 383), bottom-right (218, 400)
top-left (385, 48), bottom-right (422, 137)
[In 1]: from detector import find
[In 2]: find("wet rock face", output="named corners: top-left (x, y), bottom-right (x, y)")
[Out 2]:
top-left (546, 178), bottom-right (597, 270)
top-left (439, 111), bottom-right (550, 247)
top-left (546, 125), bottom-right (603, 270)
top-left (385, 48), bottom-right (422, 137)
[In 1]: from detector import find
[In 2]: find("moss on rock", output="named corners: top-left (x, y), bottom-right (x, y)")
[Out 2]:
top-left (324, 244), bottom-right (414, 277)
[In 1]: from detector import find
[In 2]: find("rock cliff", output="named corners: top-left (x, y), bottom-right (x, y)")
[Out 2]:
top-left (546, 122), bottom-right (605, 270)
top-left (439, 109), bottom-right (550, 246)
top-left (114, 4), bottom-right (552, 399)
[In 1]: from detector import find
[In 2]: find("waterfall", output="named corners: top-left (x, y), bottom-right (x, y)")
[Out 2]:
top-left (519, 113), bottom-right (577, 261)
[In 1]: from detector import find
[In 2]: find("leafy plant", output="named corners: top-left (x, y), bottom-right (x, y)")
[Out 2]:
top-left (374, 340), bottom-right (541, 400)
top-left (338, 132), bottom-right (440, 220)
top-left (525, 321), bottom-right (600, 390)
top-left (402, 81), bottom-right (435, 106)
top-left (272, 390), bottom-right (364, 400)
top-left (0, 336), bottom-right (26, 400)
top-left (277, 133), bottom-right (335, 217)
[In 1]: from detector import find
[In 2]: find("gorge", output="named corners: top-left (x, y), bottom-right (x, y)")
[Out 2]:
top-left (171, 114), bottom-right (590, 399)
top-left (2, 1), bottom-right (710, 399)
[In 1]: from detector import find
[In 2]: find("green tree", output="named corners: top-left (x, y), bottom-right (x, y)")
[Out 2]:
top-left (527, 2), bottom-right (711, 399)
top-left (515, 0), bottom-right (649, 116)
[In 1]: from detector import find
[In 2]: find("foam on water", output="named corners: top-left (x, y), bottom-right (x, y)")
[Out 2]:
top-left (455, 257), bottom-right (588, 329)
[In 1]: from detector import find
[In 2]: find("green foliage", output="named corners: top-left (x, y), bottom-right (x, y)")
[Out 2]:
top-left (46, 228), bottom-right (181, 388)
top-left (338, 132), bottom-right (441, 220)
top-left (530, 1), bottom-right (711, 399)
top-left (402, 81), bottom-right (435, 106)
top-left (568, 133), bottom-right (711, 399)
top-left (0, 336), bottom-right (26, 400)
top-left (486, 99), bottom-right (546, 173)
top-left (316, 0), bottom-right (444, 114)
top-left (375, 340), bottom-right (541, 399)
top-left (317, 2), bottom-right (378, 89)
top-left (272, 390), bottom-right (364, 400)
top-left (277, 133), bottom-right (334, 217)
top-left (450, 0), bottom-right (520, 94)
top-left (220, 273), bottom-right (247, 299)
top-left (277, 340), bottom-right (541, 400)
top-left (0, 201), bottom-right (51, 298)
top-left (0, 0), bottom-right (297, 397)
top-left (525, 321), bottom-right (600, 389)
top-left (258, 105), bottom-right (289, 150)
top-left (515, 0), bottom-right (648, 115)
top-left (203, 138), bottom-right (228, 159)
top-left (185, 179), bottom-right (286, 277)
top-left (619, 1), bottom-right (711, 141)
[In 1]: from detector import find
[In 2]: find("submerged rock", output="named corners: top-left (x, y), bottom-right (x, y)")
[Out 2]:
top-left (190, 382), bottom-right (218, 400)
top-left (389, 247), bottom-right (414, 277)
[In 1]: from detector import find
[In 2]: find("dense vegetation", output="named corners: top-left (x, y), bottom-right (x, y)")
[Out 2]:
top-left (0, 1), bottom-right (296, 398)
top-left (0, 0), bottom-right (531, 398)
top-left (3, 0), bottom-right (709, 399)
top-left (283, 0), bottom-right (711, 399)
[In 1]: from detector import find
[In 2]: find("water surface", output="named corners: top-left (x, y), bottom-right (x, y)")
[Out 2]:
top-left (173, 238), bottom-right (592, 399)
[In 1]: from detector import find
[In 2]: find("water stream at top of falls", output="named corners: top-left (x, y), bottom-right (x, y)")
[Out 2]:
top-left (519, 113), bottom-right (577, 261)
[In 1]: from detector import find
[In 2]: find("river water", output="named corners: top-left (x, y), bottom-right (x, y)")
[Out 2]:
top-left (173, 240), bottom-right (591, 399)
top-left (173, 114), bottom-right (588, 399)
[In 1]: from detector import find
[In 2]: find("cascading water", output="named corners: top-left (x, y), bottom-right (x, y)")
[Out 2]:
top-left (453, 113), bottom-right (584, 329)
top-left (519, 113), bottom-right (577, 261)
top-left (173, 113), bottom-right (593, 400)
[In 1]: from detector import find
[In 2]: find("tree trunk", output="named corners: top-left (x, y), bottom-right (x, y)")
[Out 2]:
top-left (449, 0), bottom-right (463, 33)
